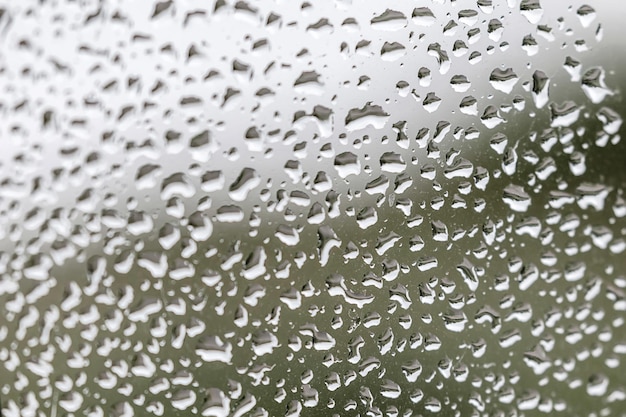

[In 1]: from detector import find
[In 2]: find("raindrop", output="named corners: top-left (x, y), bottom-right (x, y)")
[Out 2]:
top-left (520, 0), bottom-right (544, 24)
top-left (371, 9), bottom-right (407, 31)
top-left (345, 103), bottom-right (389, 132)
top-left (229, 168), bottom-right (261, 202)
top-left (334, 151), bottom-right (361, 178)
top-left (531, 70), bottom-right (550, 108)
top-left (577, 5), bottom-right (596, 28)
top-left (412, 7), bottom-right (436, 26)
top-left (582, 67), bottom-right (612, 104)
top-left (550, 101), bottom-right (580, 127)
top-left (503, 184), bottom-right (532, 212)
top-left (489, 68), bottom-right (519, 93)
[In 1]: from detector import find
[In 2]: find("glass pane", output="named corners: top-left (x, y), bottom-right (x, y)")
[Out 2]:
top-left (0, 1), bottom-right (624, 416)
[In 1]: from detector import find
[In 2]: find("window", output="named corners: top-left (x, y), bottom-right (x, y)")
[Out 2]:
top-left (0, 1), bottom-right (624, 416)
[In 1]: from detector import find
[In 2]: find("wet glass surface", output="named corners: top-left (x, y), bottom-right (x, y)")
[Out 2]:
top-left (0, 1), bottom-right (625, 416)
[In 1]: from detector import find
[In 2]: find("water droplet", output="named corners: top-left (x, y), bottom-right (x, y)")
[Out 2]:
top-left (229, 168), bottom-right (261, 202)
top-left (481, 105), bottom-right (504, 128)
top-left (489, 68), bottom-right (519, 93)
top-left (412, 7), bottom-right (436, 26)
top-left (532, 70), bottom-right (550, 108)
top-left (550, 101), bottom-right (581, 127)
top-left (587, 374), bottom-right (609, 396)
top-left (334, 151), bottom-right (361, 178)
top-left (345, 103), bottom-right (389, 132)
top-left (582, 67), bottom-right (612, 104)
top-left (577, 5), bottom-right (596, 28)
top-left (503, 184), bottom-right (532, 212)
top-left (371, 9), bottom-right (407, 31)
top-left (520, 0), bottom-right (544, 24)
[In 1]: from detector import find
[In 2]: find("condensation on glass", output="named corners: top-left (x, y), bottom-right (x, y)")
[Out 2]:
top-left (0, 0), bottom-right (624, 416)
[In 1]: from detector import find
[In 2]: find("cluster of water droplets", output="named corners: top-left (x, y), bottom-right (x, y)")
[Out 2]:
top-left (0, 0), bottom-right (624, 416)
